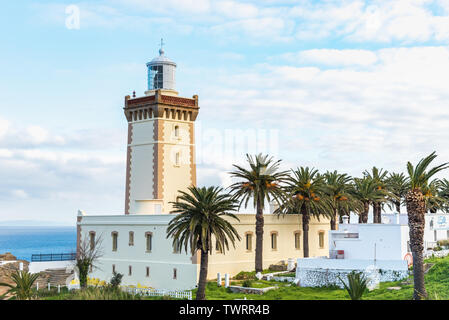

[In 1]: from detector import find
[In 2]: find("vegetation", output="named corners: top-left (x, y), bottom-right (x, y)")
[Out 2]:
top-left (0, 270), bottom-right (39, 300)
top-left (76, 233), bottom-right (103, 289)
top-left (405, 151), bottom-right (449, 300)
top-left (109, 271), bottom-right (123, 289)
top-left (229, 154), bottom-right (288, 272)
top-left (167, 186), bottom-right (241, 300)
top-left (338, 271), bottom-right (368, 300)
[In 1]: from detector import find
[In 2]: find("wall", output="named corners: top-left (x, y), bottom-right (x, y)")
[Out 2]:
top-left (207, 214), bottom-right (330, 277)
top-left (296, 258), bottom-right (408, 288)
top-left (330, 224), bottom-right (406, 260)
top-left (79, 214), bottom-right (198, 291)
top-left (28, 261), bottom-right (74, 274)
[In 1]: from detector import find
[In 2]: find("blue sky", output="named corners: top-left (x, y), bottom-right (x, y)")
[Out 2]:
top-left (2, 0), bottom-right (449, 224)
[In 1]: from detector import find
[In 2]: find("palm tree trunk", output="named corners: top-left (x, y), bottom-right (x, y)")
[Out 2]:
top-left (196, 249), bottom-right (209, 300)
top-left (406, 189), bottom-right (428, 300)
top-left (372, 203), bottom-right (378, 223)
top-left (255, 197), bottom-right (264, 273)
top-left (395, 201), bottom-right (401, 214)
top-left (330, 208), bottom-right (337, 230)
top-left (302, 206), bottom-right (310, 257)
top-left (362, 202), bottom-right (369, 223)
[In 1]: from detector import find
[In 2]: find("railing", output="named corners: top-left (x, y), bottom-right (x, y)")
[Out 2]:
top-left (125, 287), bottom-right (192, 300)
top-left (31, 253), bottom-right (76, 262)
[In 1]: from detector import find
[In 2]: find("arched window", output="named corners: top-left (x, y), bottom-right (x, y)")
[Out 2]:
top-left (271, 232), bottom-right (278, 250)
top-left (245, 232), bottom-right (253, 251)
top-left (111, 231), bottom-right (118, 252)
top-left (145, 232), bottom-right (153, 252)
top-left (294, 231), bottom-right (301, 250)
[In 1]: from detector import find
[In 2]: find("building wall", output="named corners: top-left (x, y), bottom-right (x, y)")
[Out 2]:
top-left (205, 214), bottom-right (330, 278)
top-left (78, 213), bottom-right (331, 290)
top-left (79, 215), bottom-right (198, 290)
top-left (161, 118), bottom-right (194, 213)
top-left (330, 224), bottom-right (405, 260)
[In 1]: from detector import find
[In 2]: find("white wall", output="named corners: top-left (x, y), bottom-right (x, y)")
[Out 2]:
top-left (79, 214), bottom-right (198, 291)
top-left (330, 224), bottom-right (405, 260)
top-left (29, 261), bottom-right (74, 274)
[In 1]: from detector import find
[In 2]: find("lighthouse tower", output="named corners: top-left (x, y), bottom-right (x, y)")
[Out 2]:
top-left (123, 45), bottom-right (199, 215)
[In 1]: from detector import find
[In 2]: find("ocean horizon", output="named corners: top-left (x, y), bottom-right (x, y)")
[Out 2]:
top-left (0, 226), bottom-right (77, 261)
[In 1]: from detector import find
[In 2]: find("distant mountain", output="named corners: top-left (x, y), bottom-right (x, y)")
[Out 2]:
top-left (0, 220), bottom-right (74, 227)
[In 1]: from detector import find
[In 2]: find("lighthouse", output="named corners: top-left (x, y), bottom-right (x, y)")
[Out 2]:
top-left (123, 45), bottom-right (199, 215)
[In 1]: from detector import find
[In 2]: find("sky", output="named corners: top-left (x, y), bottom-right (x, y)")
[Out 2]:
top-left (2, 0), bottom-right (449, 225)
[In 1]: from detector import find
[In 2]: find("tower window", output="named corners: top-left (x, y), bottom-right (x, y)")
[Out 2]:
top-left (149, 65), bottom-right (163, 89)
top-left (175, 152), bottom-right (180, 166)
top-left (174, 125), bottom-right (179, 138)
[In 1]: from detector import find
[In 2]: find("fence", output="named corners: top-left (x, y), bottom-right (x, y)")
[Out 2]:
top-left (125, 287), bottom-right (192, 300)
top-left (31, 253), bottom-right (76, 262)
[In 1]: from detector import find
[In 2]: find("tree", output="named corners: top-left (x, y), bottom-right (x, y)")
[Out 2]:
top-left (437, 178), bottom-right (449, 213)
top-left (0, 270), bottom-right (39, 300)
top-left (385, 172), bottom-right (409, 213)
top-left (278, 167), bottom-right (331, 257)
top-left (76, 234), bottom-right (103, 289)
top-left (323, 171), bottom-right (359, 230)
top-left (229, 154), bottom-right (288, 272)
top-left (363, 167), bottom-right (389, 223)
top-left (350, 177), bottom-right (383, 223)
top-left (405, 151), bottom-right (449, 300)
top-left (167, 186), bottom-right (241, 300)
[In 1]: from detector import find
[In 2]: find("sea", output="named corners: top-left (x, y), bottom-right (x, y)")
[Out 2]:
top-left (0, 226), bottom-right (77, 261)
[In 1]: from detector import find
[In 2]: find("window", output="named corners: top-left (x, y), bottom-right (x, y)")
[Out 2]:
top-left (149, 65), bottom-right (163, 89)
top-left (245, 233), bottom-right (252, 251)
top-left (145, 232), bottom-right (153, 252)
top-left (146, 267), bottom-right (150, 277)
top-left (129, 231), bottom-right (134, 246)
top-left (128, 265), bottom-right (132, 276)
top-left (174, 125), bottom-right (179, 138)
top-left (173, 268), bottom-right (177, 280)
top-left (111, 232), bottom-right (118, 252)
top-left (89, 231), bottom-right (95, 250)
top-left (294, 232), bottom-right (301, 250)
top-left (435, 230), bottom-right (437, 241)
top-left (112, 264), bottom-right (116, 273)
top-left (319, 231), bottom-right (325, 249)
top-left (271, 232), bottom-right (278, 250)
top-left (175, 152), bottom-right (180, 166)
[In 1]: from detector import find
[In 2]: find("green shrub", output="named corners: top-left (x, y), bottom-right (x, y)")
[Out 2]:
top-left (437, 240), bottom-right (449, 247)
top-left (0, 270), bottom-right (40, 300)
top-left (234, 271), bottom-right (256, 280)
top-left (433, 246), bottom-right (442, 251)
top-left (338, 271), bottom-right (368, 300)
top-left (70, 286), bottom-right (142, 300)
top-left (241, 280), bottom-right (253, 288)
top-left (109, 271), bottom-right (123, 288)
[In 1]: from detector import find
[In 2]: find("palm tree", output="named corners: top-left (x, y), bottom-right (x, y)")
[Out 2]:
top-left (167, 186), bottom-right (241, 300)
top-left (423, 179), bottom-right (446, 213)
top-left (405, 151), bottom-right (449, 300)
top-left (385, 172), bottom-right (409, 213)
top-left (278, 167), bottom-right (331, 257)
top-left (229, 154), bottom-right (288, 272)
top-left (0, 270), bottom-right (39, 300)
top-left (363, 167), bottom-right (389, 223)
top-left (350, 177), bottom-right (383, 223)
top-left (323, 171), bottom-right (358, 230)
top-left (437, 178), bottom-right (449, 213)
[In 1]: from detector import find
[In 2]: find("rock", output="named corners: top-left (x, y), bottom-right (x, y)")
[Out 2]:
top-left (387, 286), bottom-right (401, 290)
top-left (0, 253), bottom-right (17, 261)
top-left (269, 264), bottom-right (287, 271)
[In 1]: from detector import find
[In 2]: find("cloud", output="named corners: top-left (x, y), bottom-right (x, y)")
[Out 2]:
top-left (277, 49), bottom-right (379, 67)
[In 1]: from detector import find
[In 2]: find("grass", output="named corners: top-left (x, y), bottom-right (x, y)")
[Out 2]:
top-left (33, 255), bottom-right (449, 300)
